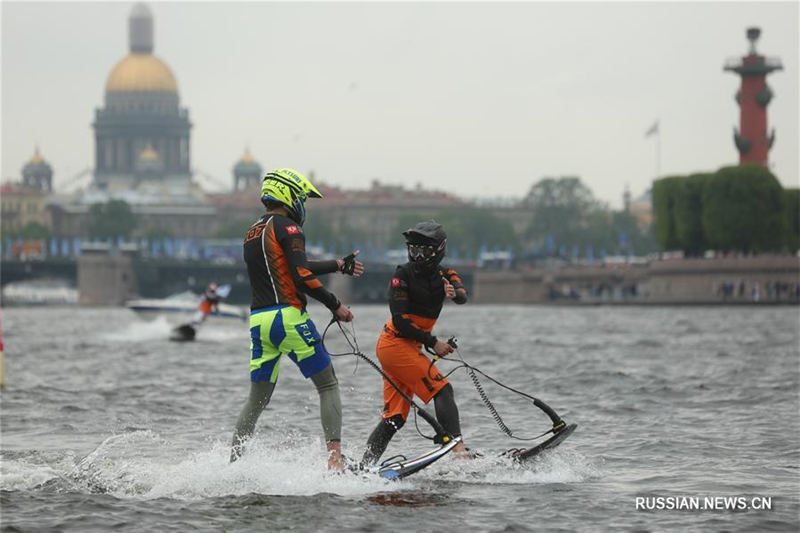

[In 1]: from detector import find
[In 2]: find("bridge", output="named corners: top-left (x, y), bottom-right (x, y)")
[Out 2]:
top-left (1, 259), bottom-right (77, 287)
top-left (1, 256), bottom-right (474, 305)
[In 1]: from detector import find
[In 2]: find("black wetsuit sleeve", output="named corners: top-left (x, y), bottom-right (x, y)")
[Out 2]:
top-left (444, 268), bottom-right (468, 305)
top-left (389, 268), bottom-right (438, 348)
top-left (308, 259), bottom-right (339, 275)
top-left (277, 223), bottom-right (340, 311)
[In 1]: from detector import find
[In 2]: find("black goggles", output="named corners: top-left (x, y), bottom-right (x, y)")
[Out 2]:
top-left (407, 241), bottom-right (444, 260)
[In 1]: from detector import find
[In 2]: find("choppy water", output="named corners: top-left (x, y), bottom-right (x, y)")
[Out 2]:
top-left (1, 304), bottom-right (798, 532)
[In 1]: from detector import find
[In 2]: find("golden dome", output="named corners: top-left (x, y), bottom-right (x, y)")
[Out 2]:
top-left (28, 147), bottom-right (45, 165)
top-left (240, 148), bottom-right (255, 163)
top-left (105, 53), bottom-right (178, 93)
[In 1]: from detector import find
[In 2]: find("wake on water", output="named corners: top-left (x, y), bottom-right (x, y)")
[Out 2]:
top-left (7, 311), bottom-right (596, 501)
top-left (102, 314), bottom-right (243, 343)
top-left (1, 429), bottom-right (598, 501)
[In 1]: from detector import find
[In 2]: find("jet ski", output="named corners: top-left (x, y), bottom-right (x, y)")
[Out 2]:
top-left (126, 285), bottom-right (244, 341)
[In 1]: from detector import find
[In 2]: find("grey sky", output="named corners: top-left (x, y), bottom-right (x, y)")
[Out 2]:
top-left (2, 1), bottom-right (798, 207)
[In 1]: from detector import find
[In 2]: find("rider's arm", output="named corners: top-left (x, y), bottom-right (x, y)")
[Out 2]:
top-left (444, 269), bottom-right (468, 305)
top-left (307, 259), bottom-right (339, 275)
top-left (389, 269), bottom-right (438, 349)
top-left (278, 223), bottom-right (340, 311)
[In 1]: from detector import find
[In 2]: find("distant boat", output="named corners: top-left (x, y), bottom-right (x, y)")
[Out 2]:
top-left (2, 280), bottom-right (79, 306)
top-left (125, 291), bottom-right (246, 325)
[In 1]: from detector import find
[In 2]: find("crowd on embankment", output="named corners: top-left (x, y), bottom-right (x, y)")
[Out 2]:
top-left (472, 255), bottom-right (800, 305)
top-left (715, 279), bottom-right (799, 303)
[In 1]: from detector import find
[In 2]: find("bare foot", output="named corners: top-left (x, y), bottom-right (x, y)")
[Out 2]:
top-left (451, 441), bottom-right (473, 460)
top-left (327, 441), bottom-right (345, 471)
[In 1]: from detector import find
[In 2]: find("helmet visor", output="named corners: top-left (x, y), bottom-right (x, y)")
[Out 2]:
top-left (407, 243), bottom-right (439, 262)
top-left (292, 194), bottom-right (307, 226)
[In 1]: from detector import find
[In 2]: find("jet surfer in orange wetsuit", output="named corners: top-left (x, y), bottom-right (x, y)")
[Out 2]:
top-left (361, 221), bottom-right (470, 466)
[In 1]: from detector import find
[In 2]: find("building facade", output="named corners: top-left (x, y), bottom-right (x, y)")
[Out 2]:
top-left (0, 184), bottom-right (49, 235)
top-left (1, 148), bottom-right (54, 235)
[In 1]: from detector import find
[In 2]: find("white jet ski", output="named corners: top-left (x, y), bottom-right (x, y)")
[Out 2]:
top-left (125, 284), bottom-right (247, 326)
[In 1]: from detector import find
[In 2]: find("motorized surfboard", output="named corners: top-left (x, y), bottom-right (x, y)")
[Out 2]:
top-left (506, 423), bottom-right (577, 461)
top-left (169, 324), bottom-right (196, 342)
top-left (368, 436), bottom-right (463, 479)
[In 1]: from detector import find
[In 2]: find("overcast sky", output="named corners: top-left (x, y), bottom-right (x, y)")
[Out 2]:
top-left (2, 1), bottom-right (798, 207)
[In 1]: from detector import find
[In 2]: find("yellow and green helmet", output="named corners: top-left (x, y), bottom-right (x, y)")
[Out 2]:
top-left (260, 168), bottom-right (323, 226)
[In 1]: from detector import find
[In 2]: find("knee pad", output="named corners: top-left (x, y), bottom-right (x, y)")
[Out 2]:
top-left (434, 383), bottom-right (454, 402)
top-left (312, 365), bottom-right (338, 393)
top-left (384, 414), bottom-right (405, 432)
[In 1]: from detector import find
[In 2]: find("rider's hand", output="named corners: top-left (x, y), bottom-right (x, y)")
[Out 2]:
top-left (334, 303), bottom-right (354, 322)
top-left (443, 278), bottom-right (456, 300)
top-left (433, 339), bottom-right (454, 356)
top-left (338, 250), bottom-right (364, 277)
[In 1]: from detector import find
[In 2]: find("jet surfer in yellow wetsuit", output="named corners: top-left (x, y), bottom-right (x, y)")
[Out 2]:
top-left (229, 168), bottom-right (363, 471)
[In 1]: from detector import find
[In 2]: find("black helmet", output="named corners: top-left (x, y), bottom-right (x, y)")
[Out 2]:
top-left (402, 221), bottom-right (446, 269)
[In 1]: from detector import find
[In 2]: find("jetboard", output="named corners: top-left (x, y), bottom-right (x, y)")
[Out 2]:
top-left (506, 423), bottom-right (577, 461)
top-left (169, 324), bottom-right (196, 342)
top-left (367, 436), bottom-right (463, 479)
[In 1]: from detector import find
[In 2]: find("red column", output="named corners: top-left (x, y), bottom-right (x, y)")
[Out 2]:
top-left (738, 56), bottom-right (769, 164)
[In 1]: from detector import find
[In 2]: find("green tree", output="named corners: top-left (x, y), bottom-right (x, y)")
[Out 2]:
top-left (581, 208), bottom-right (615, 251)
top-left (610, 210), bottom-right (655, 254)
top-left (393, 207), bottom-right (519, 258)
top-left (673, 173), bottom-right (711, 256)
top-left (88, 200), bottom-right (138, 240)
top-left (517, 176), bottom-right (657, 256)
top-left (523, 176), bottom-right (598, 246)
top-left (652, 175), bottom-right (683, 250)
top-left (18, 221), bottom-right (52, 239)
top-left (702, 164), bottom-right (786, 253)
top-left (784, 188), bottom-right (799, 252)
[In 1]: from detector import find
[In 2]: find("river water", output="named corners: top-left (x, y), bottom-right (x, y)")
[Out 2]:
top-left (1, 304), bottom-right (798, 532)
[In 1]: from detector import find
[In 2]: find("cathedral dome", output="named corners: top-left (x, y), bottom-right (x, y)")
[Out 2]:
top-left (104, 3), bottom-right (177, 94)
top-left (233, 148), bottom-right (263, 191)
top-left (105, 53), bottom-right (178, 93)
top-left (26, 148), bottom-right (46, 166)
top-left (93, 3), bottom-right (192, 190)
top-left (233, 148), bottom-right (262, 175)
top-left (22, 147), bottom-right (53, 192)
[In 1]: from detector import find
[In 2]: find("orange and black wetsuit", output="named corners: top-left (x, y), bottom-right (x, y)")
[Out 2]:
top-left (232, 213), bottom-right (343, 457)
top-left (198, 290), bottom-right (220, 316)
top-left (244, 213), bottom-right (340, 312)
top-left (362, 262), bottom-right (468, 465)
top-left (384, 263), bottom-right (467, 349)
